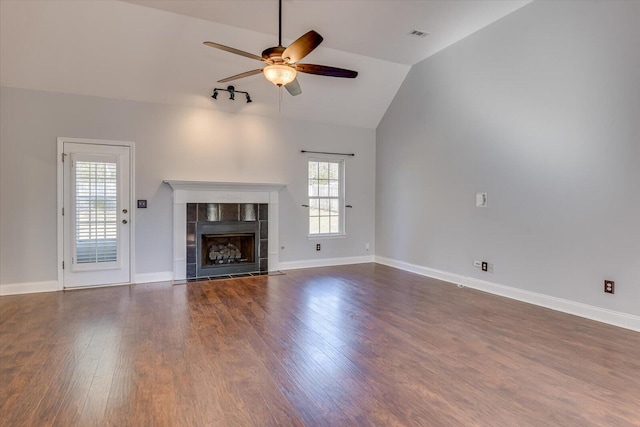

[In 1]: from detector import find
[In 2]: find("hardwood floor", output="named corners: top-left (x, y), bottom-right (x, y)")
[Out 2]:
top-left (1, 263), bottom-right (639, 426)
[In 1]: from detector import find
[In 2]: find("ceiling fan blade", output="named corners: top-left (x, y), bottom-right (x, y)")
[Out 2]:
top-left (282, 31), bottom-right (324, 64)
top-left (218, 69), bottom-right (263, 83)
top-left (295, 64), bottom-right (358, 78)
top-left (204, 42), bottom-right (264, 62)
top-left (284, 78), bottom-right (302, 96)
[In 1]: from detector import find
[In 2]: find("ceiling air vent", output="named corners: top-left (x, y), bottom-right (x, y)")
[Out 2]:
top-left (408, 30), bottom-right (430, 38)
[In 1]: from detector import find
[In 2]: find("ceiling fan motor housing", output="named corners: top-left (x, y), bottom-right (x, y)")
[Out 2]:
top-left (262, 46), bottom-right (287, 63)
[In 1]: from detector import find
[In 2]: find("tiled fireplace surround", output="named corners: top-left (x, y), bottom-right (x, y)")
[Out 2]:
top-left (164, 181), bottom-right (285, 281)
top-left (186, 202), bottom-right (269, 278)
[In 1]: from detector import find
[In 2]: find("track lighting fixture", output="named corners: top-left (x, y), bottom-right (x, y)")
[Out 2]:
top-left (210, 85), bottom-right (252, 104)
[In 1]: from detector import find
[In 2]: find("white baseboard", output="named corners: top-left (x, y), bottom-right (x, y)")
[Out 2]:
top-left (375, 256), bottom-right (640, 332)
top-left (5, 261), bottom-right (635, 332)
top-left (0, 280), bottom-right (61, 296)
top-left (134, 271), bottom-right (174, 284)
top-left (279, 255), bottom-right (375, 271)
top-left (0, 271), bottom-right (174, 296)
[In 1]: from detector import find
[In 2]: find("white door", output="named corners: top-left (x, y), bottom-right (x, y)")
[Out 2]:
top-left (63, 142), bottom-right (131, 288)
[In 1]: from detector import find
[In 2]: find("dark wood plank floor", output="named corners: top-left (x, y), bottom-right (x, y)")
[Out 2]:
top-left (1, 263), bottom-right (639, 426)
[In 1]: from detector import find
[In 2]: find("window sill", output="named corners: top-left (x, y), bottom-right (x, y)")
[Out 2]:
top-left (307, 234), bottom-right (346, 240)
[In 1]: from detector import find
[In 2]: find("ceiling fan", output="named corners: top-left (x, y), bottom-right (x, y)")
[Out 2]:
top-left (203, 0), bottom-right (358, 96)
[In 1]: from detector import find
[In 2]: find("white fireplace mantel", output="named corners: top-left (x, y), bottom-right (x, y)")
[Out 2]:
top-left (163, 180), bottom-right (286, 280)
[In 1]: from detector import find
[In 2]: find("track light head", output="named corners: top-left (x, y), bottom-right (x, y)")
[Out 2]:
top-left (245, 93), bottom-right (252, 103)
top-left (212, 90), bottom-right (218, 100)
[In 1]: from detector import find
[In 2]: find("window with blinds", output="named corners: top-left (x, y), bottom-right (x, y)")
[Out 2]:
top-left (308, 160), bottom-right (344, 235)
top-left (74, 161), bottom-right (118, 264)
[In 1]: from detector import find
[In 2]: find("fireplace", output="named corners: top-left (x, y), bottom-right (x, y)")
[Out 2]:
top-left (163, 180), bottom-right (285, 281)
top-left (186, 202), bottom-right (269, 279)
top-left (197, 221), bottom-right (259, 277)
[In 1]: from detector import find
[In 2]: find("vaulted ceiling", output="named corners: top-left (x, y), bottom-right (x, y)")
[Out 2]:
top-left (0, 0), bottom-right (531, 129)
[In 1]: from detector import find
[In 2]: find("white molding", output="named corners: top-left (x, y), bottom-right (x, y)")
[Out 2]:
top-left (62, 282), bottom-right (132, 291)
top-left (163, 180), bottom-right (286, 193)
top-left (129, 143), bottom-right (137, 290)
top-left (375, 256), bottom-right (640, 333)
top-left (164, 181), bottom-right (286, 280)
top-left (134, 271), bottom-right (174, 284)
top-left (0, 281), bottom-right (60, 296)
top-left (279, 255), bottom-right (375, 271)
top-left (307, 234), bottom-right (347, 240)
top-left (0, 275), bottom-right (173, 295)
top-left (57, 138), bottom-right (64, 290)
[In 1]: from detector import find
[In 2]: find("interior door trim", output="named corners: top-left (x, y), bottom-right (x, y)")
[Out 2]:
top-left (57, 137), bottom-right (136, 290)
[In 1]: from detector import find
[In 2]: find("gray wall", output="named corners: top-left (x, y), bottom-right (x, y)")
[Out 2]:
top-left (376, 1), bottom-right (639, 315)
top-left (0, 86), bottom-right (375, 285)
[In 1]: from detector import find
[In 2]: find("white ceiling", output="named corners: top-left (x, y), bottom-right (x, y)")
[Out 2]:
top-left (0, 0), bottom-right (531, 129)
top-left (125, 0), bottom-right (532, 65)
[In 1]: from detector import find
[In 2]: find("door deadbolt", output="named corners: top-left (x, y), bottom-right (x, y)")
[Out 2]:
top-left (122, 219), bottom-right (128, 224)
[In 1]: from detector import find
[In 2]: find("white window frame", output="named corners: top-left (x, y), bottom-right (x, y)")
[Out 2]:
top-left (71, 152), bottom-right (121, 271)
top-left (307, 158), bottom-right (346, 238)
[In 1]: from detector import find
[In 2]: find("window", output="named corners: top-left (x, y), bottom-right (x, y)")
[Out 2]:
top-left (308, 159), bottom-right (344, 235)
top-left (74, 160), bottom-right (118, 264)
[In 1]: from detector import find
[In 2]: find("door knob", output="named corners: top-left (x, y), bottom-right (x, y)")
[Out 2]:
top-left (122, 219), bottom-right (128, 224)
top-left (122, 209), bottom-right (128, 214)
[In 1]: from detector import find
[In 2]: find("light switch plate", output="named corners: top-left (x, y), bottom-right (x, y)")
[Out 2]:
top-left (476, 192), bottom-right (488, 207)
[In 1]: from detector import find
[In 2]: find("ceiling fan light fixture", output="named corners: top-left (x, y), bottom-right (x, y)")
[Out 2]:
top-left (204, 0), bottom-right (357, 96)
top-left (263, 64), bottom-right (297, 87)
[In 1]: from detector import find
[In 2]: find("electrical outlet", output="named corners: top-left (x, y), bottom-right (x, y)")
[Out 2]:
top-left (481, 262), bottom-right (488, 272)
top-left (604, 280), bottom-right (614, 294)
top-left (316, 243), bottom-right (321, 251)
top-left (365, 243), bottom-right (370, 251)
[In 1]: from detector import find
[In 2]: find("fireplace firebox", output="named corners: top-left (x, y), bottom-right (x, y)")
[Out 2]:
top-left (196, 221), bottom-right (259, 277)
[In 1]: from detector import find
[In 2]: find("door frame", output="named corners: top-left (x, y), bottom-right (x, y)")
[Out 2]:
top-left (57, 137), bottom-right (136, 290)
